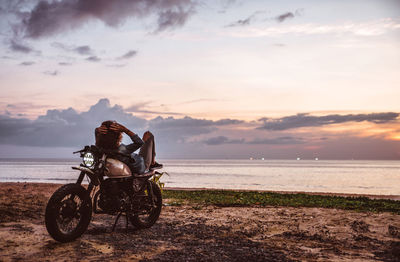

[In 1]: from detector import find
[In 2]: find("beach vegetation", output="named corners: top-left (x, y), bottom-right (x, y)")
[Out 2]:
top-left (163, 190), bottom-right (400, 214)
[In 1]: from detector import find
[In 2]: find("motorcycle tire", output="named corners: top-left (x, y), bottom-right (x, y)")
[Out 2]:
top-left (45, 183), bottom-right (92, 242)
top-left (130, 180), bottom-right (162, 229)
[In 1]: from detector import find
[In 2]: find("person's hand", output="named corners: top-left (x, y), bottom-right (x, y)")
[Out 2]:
top-left (96, 125), bottom-right (108, 135)
top-left (109, 122), bottom-right (128, 133)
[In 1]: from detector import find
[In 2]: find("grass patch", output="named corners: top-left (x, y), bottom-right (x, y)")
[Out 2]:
top-left (162, 190), bottom-right (400, 214)
top-left (164, 199), bottom-right (184, 206)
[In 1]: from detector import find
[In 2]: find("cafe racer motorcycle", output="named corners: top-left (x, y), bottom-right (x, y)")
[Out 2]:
top-left (45, 145), bottom-right (163, 242)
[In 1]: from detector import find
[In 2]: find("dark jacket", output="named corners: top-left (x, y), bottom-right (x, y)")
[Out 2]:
top-left (118, 133), bottom-right (144, 155)
top-left (95, 128), bottom-right (146, 174)
top-left (118, 133), bottom-right (146, 174)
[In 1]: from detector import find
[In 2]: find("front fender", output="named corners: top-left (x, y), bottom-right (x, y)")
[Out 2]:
top-left (72, 166), bottom-right (100, 186)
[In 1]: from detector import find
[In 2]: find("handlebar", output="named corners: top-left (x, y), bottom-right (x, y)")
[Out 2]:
top-left (73, 145), bottom-right (91, 154)
top-left (73, 149), bottom-right (85, 154)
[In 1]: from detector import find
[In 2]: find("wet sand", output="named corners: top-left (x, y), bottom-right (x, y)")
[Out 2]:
top-left (0, 182), bottom-right (399, 261)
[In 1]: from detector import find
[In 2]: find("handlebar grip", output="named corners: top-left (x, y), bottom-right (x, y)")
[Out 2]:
top-left (73, 149), bottom-right (84, 154)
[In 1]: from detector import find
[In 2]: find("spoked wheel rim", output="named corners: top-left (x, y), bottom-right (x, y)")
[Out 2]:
top-left (45, 184), bottom-right (92, 242)
top-left (56, 194), bottom-right (84, 235)
top-left (135, 191), bottom-right (159, 223)
top-left (130, 181), bottom-right (162, 228)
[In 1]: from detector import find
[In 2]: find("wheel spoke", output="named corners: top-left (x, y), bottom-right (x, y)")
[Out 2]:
top-left (135, 189), bottom-right (159, 223)
top-left (55, 193), bottom-right (84, 234)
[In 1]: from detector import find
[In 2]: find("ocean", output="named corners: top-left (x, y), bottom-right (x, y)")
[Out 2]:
top-left (0, 158), bottom-right (399, 196)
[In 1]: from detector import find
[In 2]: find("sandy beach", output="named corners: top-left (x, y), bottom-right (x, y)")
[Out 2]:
top-left (0, 182), bottom-right (399, 261)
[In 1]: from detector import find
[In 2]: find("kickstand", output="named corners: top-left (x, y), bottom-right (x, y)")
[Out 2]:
top-left (112, 211), bottom-right (123, 232)
top-left (111, 211), bottom-right (130, 232)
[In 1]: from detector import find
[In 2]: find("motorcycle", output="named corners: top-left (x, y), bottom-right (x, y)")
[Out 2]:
top-left (45, 145), bottom-right (163, 242)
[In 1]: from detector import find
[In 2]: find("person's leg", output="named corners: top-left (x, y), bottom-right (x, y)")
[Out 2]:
top-left (139, 131), bottom-right (163, 170)
top-left (139, 131), bottom-right (154, 170)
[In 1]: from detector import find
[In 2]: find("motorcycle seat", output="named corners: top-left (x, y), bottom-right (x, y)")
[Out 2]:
top-left (133, 170), bottom-right (155, 179)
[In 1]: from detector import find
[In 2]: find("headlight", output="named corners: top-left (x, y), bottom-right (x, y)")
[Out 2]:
top-left (83, 152), bottom-right (95, 168)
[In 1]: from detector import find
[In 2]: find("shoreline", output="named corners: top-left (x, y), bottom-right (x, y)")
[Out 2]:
top-left (2, 182), bottom-right (399, 201)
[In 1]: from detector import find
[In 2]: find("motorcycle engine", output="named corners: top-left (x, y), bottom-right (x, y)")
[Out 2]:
top-left (98, 178), bottom-right (130, 214)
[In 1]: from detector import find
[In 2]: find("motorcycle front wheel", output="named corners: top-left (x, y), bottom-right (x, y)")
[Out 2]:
top-left (130, 180), bottom-right (162, 229)
top-left (45, 184), bottom-right (92, 242)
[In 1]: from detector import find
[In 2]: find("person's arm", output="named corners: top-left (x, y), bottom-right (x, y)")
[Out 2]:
top-left (125, 131), bottom-right (144, 152)
top-left (109, 122), bottom-right (144, 153)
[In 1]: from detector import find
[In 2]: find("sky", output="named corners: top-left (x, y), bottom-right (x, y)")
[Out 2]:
top-left (0, 0), bottom-right (399, 159)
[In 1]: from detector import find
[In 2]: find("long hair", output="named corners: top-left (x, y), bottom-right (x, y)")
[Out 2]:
top-left (95, 120), bottom-right (122, 150)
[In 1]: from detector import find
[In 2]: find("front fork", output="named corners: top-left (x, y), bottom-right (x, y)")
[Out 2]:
top-left (76, 171), bottom-right (85, 185)
top-left (76, 171), bottom-right (95, 197)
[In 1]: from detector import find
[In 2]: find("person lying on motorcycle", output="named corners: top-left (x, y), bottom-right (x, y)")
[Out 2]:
top-left (95, 121), bottom-right (163, 174)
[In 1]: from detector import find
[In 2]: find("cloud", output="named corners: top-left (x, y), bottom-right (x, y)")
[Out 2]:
top-left (0, 99), bottom-right (242, 149)
top-left (147, 116), bottom-right (244, 143)
top-left (117, 50), bottom-right (137, 60)
top-left (9, 39), bottom-right (33, 53)
top-left (5, 102), bottom-right (51, 118)
top-left (275, 12), bottom-right (294, 23)
top-left (203, 136), bottom-right (244, 145)
top-left (226, 10), bottom-right (265, 27)
top-left (226, 17), bottom-right (252, 27)
top-left (17, 0), bottom-right (196, 38)
top-left (149, 116), bottom-right (243, 129)
top-left (125, 102), bottom-right (182, 116)
top-left (258, 112), bottom-right (400, 131)
top-left (226, 19), bottom-right (400, 38)
top-left (1, 56), bottom-right (14, 59)
top-left (0, 99), bottom-right (399, 159)
top-left (0, 98), bottom-right (245, 148)
top-left (6, 102), bottom-right (52, 111)
top-left (247, 136), bottom-right (304, 145)
top-left (52, 42), bottom-right (93, 55)
top-left (19, 61), bottom-right (35, 66)
top-left (51, 42), bottom-right (68, 50)
top-left (43, 70), bottom-right (58, 76)
top-left (86, 56), bottom-right (101, 62)
top-left (0, 0), bottom-right (37, 15)
top-left (74, 45), bottom-right (92, 55)
top-left (215, 119), bottom-right (244, 125)
top-left (226, 10), bottom-right (299, 27)
top-left (59, 62), bottom-right (72, 66)
top-left (0, 98), bottom-right (146, 147)
top-left (156, 6), bottom-right (194, 32)
top-left (203, 135), bottom-right (303, 145)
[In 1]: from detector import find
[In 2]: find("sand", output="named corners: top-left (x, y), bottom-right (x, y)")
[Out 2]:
top-left (0, 182), bottom-right (399, 261)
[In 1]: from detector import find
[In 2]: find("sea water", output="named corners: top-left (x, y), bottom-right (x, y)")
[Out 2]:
top-left (0, 159), bottom-right (399, 195)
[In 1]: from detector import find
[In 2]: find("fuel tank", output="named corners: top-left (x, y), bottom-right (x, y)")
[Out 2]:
top-left (105, 158), bottom-right (132, 178)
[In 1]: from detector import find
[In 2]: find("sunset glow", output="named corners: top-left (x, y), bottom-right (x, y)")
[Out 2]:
top-left (0, 0), bottom-right (399, 159)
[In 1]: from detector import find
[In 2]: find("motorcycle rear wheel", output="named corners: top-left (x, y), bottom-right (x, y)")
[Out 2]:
top-left (45, 184), bottom-right (92, 242)
top-left (130, 180), bottom-right (162, 229)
